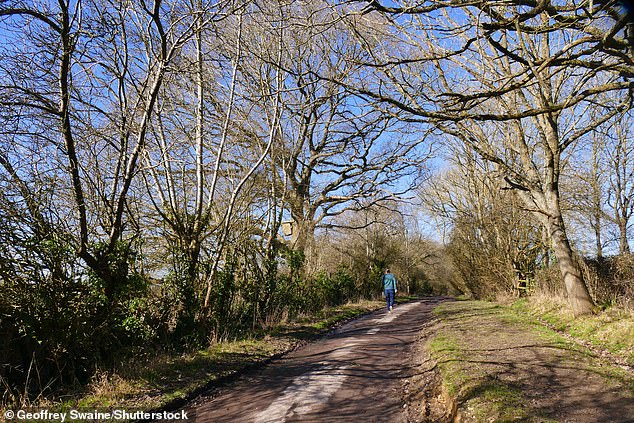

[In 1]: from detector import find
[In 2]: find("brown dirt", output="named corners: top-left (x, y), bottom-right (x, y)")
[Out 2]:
top-left (154, 298), bottom-right (634, 423)
top-left (402, 326), bottom-right (453, 423)
top-left (420, 301), bottom-right (634, 423)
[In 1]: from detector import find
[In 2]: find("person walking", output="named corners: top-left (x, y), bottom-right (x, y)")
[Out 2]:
top-left (381, 269), bottom-right (398, 312)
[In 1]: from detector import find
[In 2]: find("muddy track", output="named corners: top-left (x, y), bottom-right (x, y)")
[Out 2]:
top-left (156, 297), bottom-right (451, 423)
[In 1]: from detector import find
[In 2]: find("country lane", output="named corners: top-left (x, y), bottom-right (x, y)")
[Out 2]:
top-left (166, 298), bottom-right (447, 423)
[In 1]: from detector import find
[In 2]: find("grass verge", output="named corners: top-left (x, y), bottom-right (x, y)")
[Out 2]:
top-left (511, 295), bottom-right (634, 366)
top-left (428, 300), bottom-right (634, 422)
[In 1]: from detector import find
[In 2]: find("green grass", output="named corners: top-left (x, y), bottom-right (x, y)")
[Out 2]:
top-left (429, 334), bottom-right (465, 396)
top-left (466, 381), bottom-right (525, 422)
top-left (430, 302), bottom-right (534, 420)
top-left (427, 300), bottom-right (634, 422)
top-left (511, 297), bottom-right (634, 365)
top-left (57, 339), bottom-right (282, 412)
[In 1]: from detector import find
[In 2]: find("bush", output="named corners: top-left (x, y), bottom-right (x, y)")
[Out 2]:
top-left (532, 254), bottom-right (634, 312)
top-left (0, 237), bottom-right (155, 406)
top-left (312, 267), bottom-right (356, 307)
top-left (582, 255), bottom-right (634, 310)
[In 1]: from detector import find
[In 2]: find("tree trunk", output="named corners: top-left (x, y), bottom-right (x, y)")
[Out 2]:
top-left (546, 214), bottom-right (595, 316)
top-left (290, 217), bottom-right (315, 256)
top-left (618, 218), bottom-right (631, 255)
top-left (593, 212), bottom-right (603, 260)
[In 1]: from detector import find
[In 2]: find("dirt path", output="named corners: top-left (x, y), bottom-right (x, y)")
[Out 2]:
top-left (169, 298), bottom-right (447, 423)
top-left (418, 301), bottom-right (634, 423)
top-left (155, 298), bottom-right (633, 423)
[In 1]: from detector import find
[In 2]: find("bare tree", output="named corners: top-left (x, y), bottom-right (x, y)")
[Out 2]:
top-left (606, 110), bottom-right (634, 254)
top-left (335, 0), bottom-right (634, 315)
top-left (564, 121), bottom-right (614, 260)
top-left (128, 1), bottom-right (247, 334)
top-left (241, 0), bottom-right (431, 265)
top-left (0, 0), bottom-right (205, 306)
top-left (422, 142), bottom-right (543, 298)
top-left (199, 3), bottom-right (286, 310)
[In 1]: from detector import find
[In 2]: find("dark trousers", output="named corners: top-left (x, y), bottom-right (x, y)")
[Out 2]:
top-left (384, 289), bottom-right (395, 310)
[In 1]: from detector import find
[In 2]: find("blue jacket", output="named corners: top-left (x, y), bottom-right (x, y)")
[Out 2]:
top-left (382, 273), bottom-right (397, 291)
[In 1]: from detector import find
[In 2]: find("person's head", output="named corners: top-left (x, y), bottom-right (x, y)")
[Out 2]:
top-left (385, 269), bottom-right (390, 274)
